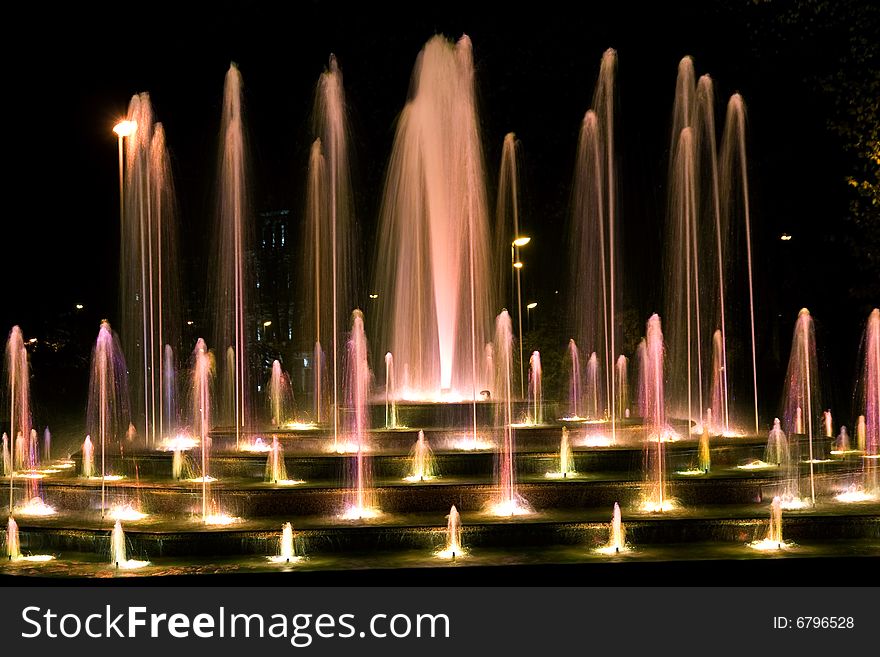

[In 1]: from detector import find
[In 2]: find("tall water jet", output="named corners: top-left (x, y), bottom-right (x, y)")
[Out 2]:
top-left (489, 311), bottom-right (530, 516)
top-left (341, 311), bottom-right (378, 519)
top-left (375, 35), bottom-right (493, 405)
top-left (305, 57), bottom-right (358, 439)
top-left (110, 519), bottom-right (149, 569)
top-left (596, 502), bottom-right (629, 554)
top-left (5, 327), bottom-right (32, 511)
top-left (191, 339), bottom-right (215, 521)
top-left (405, 430), bottom-right (436, 482)
top-left (87, 322), bottom-right (130, 515)
top-left (42, 427), bottom-right (50, 463)
top-left (436, 505), bottom-right (465, 559)
top-left (569, 49), bottom-right (621, 438)
top-left (268, 522), bottom-right (301, 563)
top-left (566, 340), bottom-right (583, 419)
top-left (710, 330), bottom-right (728, 434)
top-left (781, 309), bottom-right (821, 505)
top-left (642, 314), bottom-right (673, 512)
top-left (212, 63), bottom-right (251, 447)
top-left (495, 133), bottom-right (526, 397)
top-left (384, 353), bottom-right (399, 429)
top-left (267, 360), bottom-right (293, 427)
top-left (585, 352), bottom-right (601, 419)
top-left (857, 309), bottom-right (879, 493)
top-left (528, 351), bottom-right (543, 425)
top-left (119, 95), bottom-right (181, 446)
top-left (699, 424), bottom-right (711, 472)
top-left (857, 415), bottom-right (867, 452)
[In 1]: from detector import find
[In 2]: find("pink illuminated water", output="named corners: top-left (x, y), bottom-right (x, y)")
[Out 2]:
top-left (192, 339), bottom-right (215, 521)
top-left (567, 340), bottom-right (583, 418)
top-left (375, 35), bottom-right (493, 400)
top-left (5, 327), bottom-right (32, 510)
top-left (528, 351), bottom-right (543, 425)
top-left (861, 309), bottom-right (879, 491)
top-left (267, 360), bottom-right (293, 427)
top-left (642, 315), bottom-right (671, 511)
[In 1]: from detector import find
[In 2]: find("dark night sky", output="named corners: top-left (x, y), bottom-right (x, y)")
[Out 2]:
top-left (3, 1), bottom-right (877, 419)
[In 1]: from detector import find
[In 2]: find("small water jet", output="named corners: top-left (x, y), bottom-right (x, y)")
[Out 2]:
top-left (527, 351), bottom-right (543, 425)
top-left (585, 352), bottom-right (602, 419)
top-left (191, 339), bottom-right (215, 521)
top-left (1, 434), bottom-right (10, 476)
top-left (385, 353), bottom-right (399, 429)
top-left (6, 326), bottom-right (33, 512)
top-left (42, 427), bottom-right (50, 463)
top-left (565, 339), bottom-right (583, 419)
top-left (265, 436), bottom-right (303, 486)
top-left (108, 503), bottom-right (148, 522)
top-left (699, 424), bottom-right (711, 472)
top-left (268, 522), bottom-right (302, 564)
top-left (110, 520), bottom-right (150, 569)
top-left (405, 430), bottom-right (436, 482)
top-left (832, 427), bottom-right (853, 454)
top-left (267, 361), bottom-right (293, 428)
top-left (5, 516), bottom-right (54, 563)
top-left (749, 497), bottom-right (792, 551)
top-left (436, 505), bottom-right (466, 559)
top-left (765, 418), bottom-right (789, 467)
top-left (546, 427), bottom-right (577, 478)
top-left (595, 502), bottom-right (629, 554)
top-left (14, 497), bottom-right (56, 517)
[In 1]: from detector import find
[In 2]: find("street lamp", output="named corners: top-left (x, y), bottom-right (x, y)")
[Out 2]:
top-left (526, 302), bottom-right (537, 330)
top-left (511, 236), bottom-right (530, 398)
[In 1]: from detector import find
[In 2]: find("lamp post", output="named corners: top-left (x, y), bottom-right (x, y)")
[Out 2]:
top-left (511, 236), bottom-right (530, 398)
top-left (526, 302), bottom-right (538, 331)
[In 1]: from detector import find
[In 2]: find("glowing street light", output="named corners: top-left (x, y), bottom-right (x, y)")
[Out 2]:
top-left (263, 320), bottom-right (273, 328)
top-left (780, 233), bottom-right (792, 241)
top-left (75, 304), bottom-right (84, 310)
top-left (513, 236), bottom-right (531, 247)
top-left (513, 261), bottom-right (524, 269)
top-left (113, 120), bottom-right (137, 138)
top-left (369, 293), bottom-right (379, 299)
top-left (526, 302), bottom-right (538, 310)
top-left (526, 302), bottom-right (537, 330)
top-left (510, 236), bottom-right (531, 398)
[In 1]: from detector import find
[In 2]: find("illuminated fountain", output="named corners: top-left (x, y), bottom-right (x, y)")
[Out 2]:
top-left (214, 63), bottom-right (250, 448)
top-left (81, 436), bottom-right (95, 478)
top-left (5, 516), bottom-right (54, 563)
top-left (5, 326), bottom-right (33, 512)
top-left (375, 34), bottom-right (493, 402)
top-left (268, 522), bottom-right (302, 564)
top-left (527, 351), bottom-right (543, 425)
top-left (596, 502), bottom-right (629, 554)
top-left (837, 308), bottom-right (880, 502)
top-left (340, 311), bottom-right (380, 519)
top-left (565, 339), bottom-right (583, 420)
top-left (823, 411), bottom-right (833, 439)
top-left (570, 49), bottom-right (621, 440)
top-left (641, 314), bottom-right (675, 512)
top-left (781, 309), bottom-right (821, 506)
top-left (833, 427), bottom-right (852, 454)
top-left (384, 353), bottom-right (399, 429)
top-left (546, 427), bottom-right (577, 479)
top-left (267, 360), bottom-right (293, 428)
top-left (42, 427), bottom-right (50, 462)
top-left (110, 520), bottom-right (149, 570)
top-left (266, 436), bottom-right (303, 486)
top-left (405, 431), bottom-right (436, 482)
top-left (488, 311), bottom-right (531, 516)
top-left (1, 434), bottom-right (9, 476)
top-left (750, 497), bottom-right (792, 551)
top-left (616, 355), bottom-right (629, 420)
top-left (699, 424), bottom-right (711, 472)
top-left (436, 505), bottom-right (465, 559)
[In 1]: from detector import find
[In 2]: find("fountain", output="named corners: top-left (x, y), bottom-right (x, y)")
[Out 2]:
top-left (375, 34), bottom-right (493, 403)
top-left (436, 505), bottom-right (465, 559)
top-left (213, 63), bottom-right (250, 448)
top-left (699, 424), bottom-right (711, 472)
top-left (172, 445), bottom-right (185, 480)
top-left (405, 430), bottom-right (436, 482)
top-left (833, 427), bottom-right (851, 454)
top-left (81, 435), bottom-right (95, 478)
top-left (488, 311), bottom-right (530, 516)
top-left (764, 418), bottom-right (790, 467)
top-left (528, 351), bottom-right (543, 425)
top-left (642, 314), bottom-right (674, 512)
top-left (1, 434), bottom-right (9, 476)
top-left (340, 310), bottom-right (379, 519)
top-left (385, 353), bottom-right (399, 429)
top-left (265, 435), bottom-right (302, 486)
top-left (6, 326), bottom-right (33, 511)
top-left (268, 522), bottom-right (301, 564)
top-left (267, 360), bottom-right (293, 427)
top-left (586, 352), bottom-right (601, 419)
top-left (42, 427), bottom-right (50, 463)
top-left (781, 309), bottom-right (821, 505)
top-left (615, 356), bottom-right (629, 423)
top-left (570, 50), bottom-right (621, 441)
top-left (596, 502), bottom-right (629, 554)
top-left (857, 415), bottom-right (867, 452)
top-left (88, 322), bottom-right (131, 515)
top-left (565, 339), bottom-right (583, 419)
top-left (750, 497), bottom-right (791, 551)
top-left (119, 94), bottom-right (181, 447)
top-left (546, 427), bottom-right (577, 479)
top-left (5, 516), bottom-right (54, 563)
top-left (163, 345), bottom-right (178, 436)
top-left (110, 520), bottom-right (149, 569)
top-left (190, 339), bottom-right (218, 522)
top-left (823, 411), bottom-right (833, 439)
